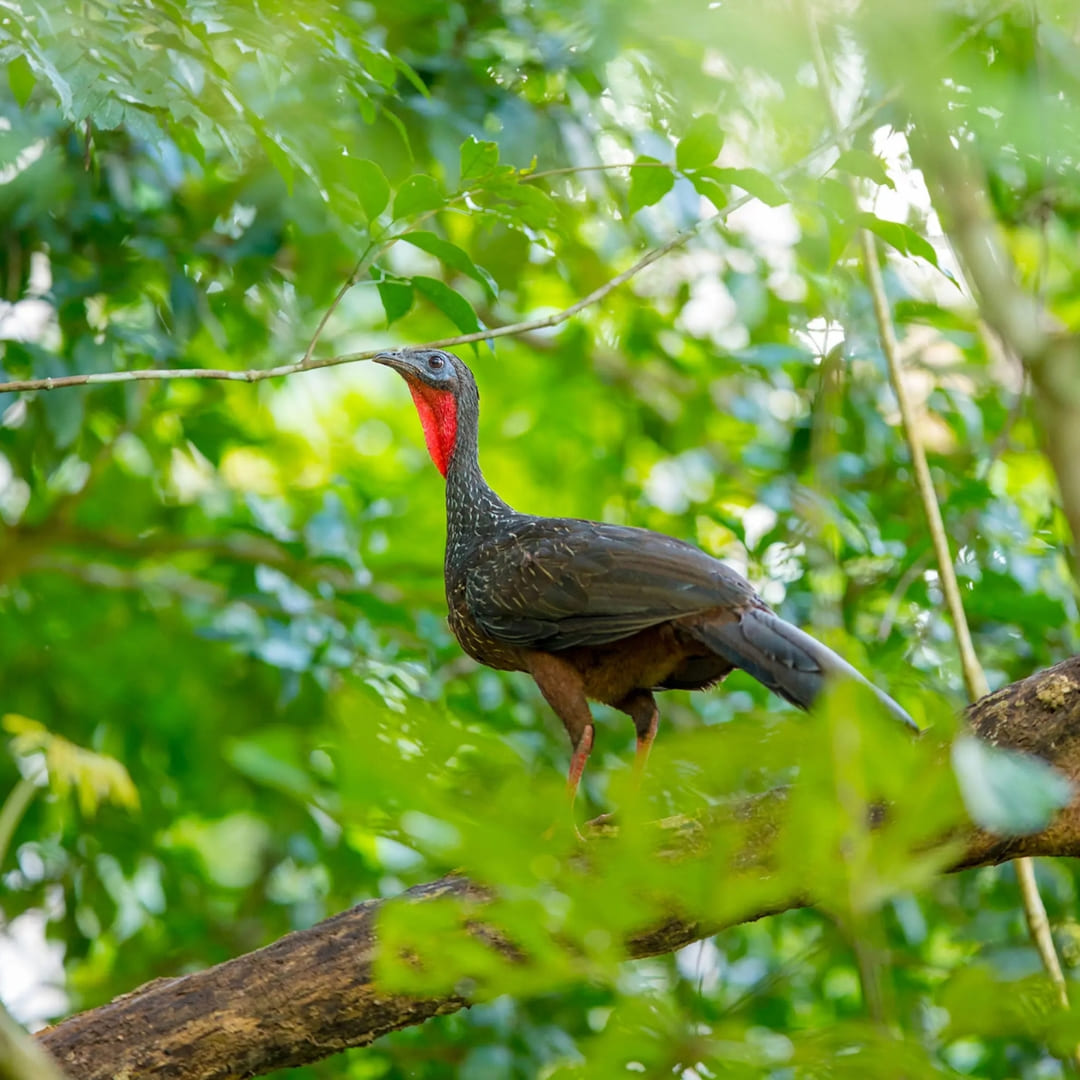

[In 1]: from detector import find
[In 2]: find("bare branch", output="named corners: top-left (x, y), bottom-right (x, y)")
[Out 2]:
top-left (0, 195), bottom-right (751, 397)
top-left (0, 4), bottom-right (1014, 401)
top-left (0, 98), bottom-right (964, 399)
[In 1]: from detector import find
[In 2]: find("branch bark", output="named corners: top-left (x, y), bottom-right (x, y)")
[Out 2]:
top-left (38, 655), bottom-right (1080, 1080)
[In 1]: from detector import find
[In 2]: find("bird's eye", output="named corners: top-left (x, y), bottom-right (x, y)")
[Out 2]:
top-left (428, 355), bottom-right (444, 370)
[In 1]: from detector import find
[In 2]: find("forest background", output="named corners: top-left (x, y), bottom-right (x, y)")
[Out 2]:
top-left (3, 1), bottom-right (1080, 1077)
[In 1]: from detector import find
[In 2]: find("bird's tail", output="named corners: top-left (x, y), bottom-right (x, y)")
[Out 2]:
top-left (686, 607), bottom-right (917, 731)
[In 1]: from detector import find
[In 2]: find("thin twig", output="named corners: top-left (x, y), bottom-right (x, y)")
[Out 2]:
top-left (861, 238), bottom-right (989, 697)
top-left (300, 201), bottom-right (456, 367)
top-left (0, 197), bottom-right (747, 395)
top-left (300, 241), bottom-right (377, 367)
top-left (0, 777), bottom-right (38, 872)
top-left (523, 161), bottom-right (674, 182)
top-left (0, 8), bottom-right (1012, 400)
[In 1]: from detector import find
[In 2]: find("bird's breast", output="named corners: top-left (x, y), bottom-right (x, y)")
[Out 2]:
top-left (445, 576), bottom-right (525, 672)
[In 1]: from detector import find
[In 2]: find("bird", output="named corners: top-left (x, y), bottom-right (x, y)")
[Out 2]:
top-left (374, 346), bottom-right (916, 805)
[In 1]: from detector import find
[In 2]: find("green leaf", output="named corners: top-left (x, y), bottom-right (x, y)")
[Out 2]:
top-left (5, 714), bottom-right (139, 815)
top-left (8, 54), bottom-right (35, 108)
top-left (345, 158), bottom-right (390, 221)
top-left (377, 280), bottom-right (414, 326)
top-left (939, 964), bottom-right (1069, 1042)
top-left (497, 182), bottom-right (557, 230)
top-left (358, 46), bottom-right (397, 88)
top-left (628, 156), bottom-right (674, 214)
top-left (676, 115), bottom-right (724, 171)
top-left (257, 132), bottom-right (294, 193)
top-left (225, 733), bottom-right (317, 802)
top-left (688, 171), bottom-right (727, 211)
top-left (393, 55), bottom-right (430, 98)
top-left (832, 149), bottom-right (895, 189)
top-left (952, 735), bottom-right (1073, 834)
top-left (705, 167), bottom-right (788, 207)
top-left (393, 174), bottom-right (445, 219)
top-left (402, 232), bottom-right (497, 298)
top-left (460, 135), bottom-right (499, 182)
top-left (857, 212), bottom-right (941, 268)
top-left (413, 276), bottom-right (482, 334)
top-left (818, 176), bottom-right (858, 220)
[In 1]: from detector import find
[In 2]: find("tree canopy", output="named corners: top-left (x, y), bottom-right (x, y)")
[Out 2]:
top-left (2, 1), bottom-right (1080, 1078)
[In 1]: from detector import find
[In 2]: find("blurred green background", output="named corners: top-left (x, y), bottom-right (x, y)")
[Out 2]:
top-left (2, 0), bottom-right (1080, 1076)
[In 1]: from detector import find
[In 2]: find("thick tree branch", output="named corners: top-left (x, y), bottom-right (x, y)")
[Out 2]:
top-left (38, 656), bottom-right (1080, 1080)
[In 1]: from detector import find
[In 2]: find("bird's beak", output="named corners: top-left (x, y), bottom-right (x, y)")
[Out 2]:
top-left (373, 350), bottom-right (418, 382)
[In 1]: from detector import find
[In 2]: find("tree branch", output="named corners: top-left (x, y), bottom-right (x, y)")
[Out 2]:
top-left (804, 10), bottom-right (1070, 1041)
top-left (0, 197), bottom-right (751, 397)
top-left (0, 9), bottom-right (1006, 402)
top-left (38, 655), bottom-right (1080, 1080)
top-left (905, 104), bottom-right (1080, 563)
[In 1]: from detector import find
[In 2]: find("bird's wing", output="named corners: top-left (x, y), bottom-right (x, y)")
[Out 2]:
top-left (464, 519), bottom-right (759, 650)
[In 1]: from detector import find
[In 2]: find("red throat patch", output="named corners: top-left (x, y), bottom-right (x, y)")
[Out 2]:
top-left (407, 383), bottom-right (458, 477)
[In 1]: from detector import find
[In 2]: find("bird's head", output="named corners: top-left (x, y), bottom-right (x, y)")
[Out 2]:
top-left (374, 348), bottom-right (477, 477)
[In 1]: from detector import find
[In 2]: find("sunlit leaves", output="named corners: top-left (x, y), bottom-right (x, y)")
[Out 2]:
top-left (952, 735), bottom-right (1073, 834)
top-left (710, 167), bottom-right (788, 207)
top-left (338, 672), bottom-right (972, 1007)
top-left (393, 174), bottom-right (446, 219)
top-left (687, 169), bottom-right (728, 210)
top-left (857, 212), bottom-right (943, 270)
top-left (345, 158), bottom-right (391, 221)
top-left (676, 115), bottom-right (725, 171)
top-left (4, 714), bottom-right (139, 816)
top-left (460, 135), bottom-right (501, 182)
top-left (832, 149), bottom-right (895, 190)
top-left (402, 232), bottom-right (498, 298)
top-left (482, 179), bottom-right (558, 230)
top-left (413, 276), bottom-right (482, 334)
top-left (628, 156), bottom-right (674, 214)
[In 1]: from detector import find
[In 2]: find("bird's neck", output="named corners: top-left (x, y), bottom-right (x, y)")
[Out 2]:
top-left (443, 401), bottom-right (515, 545)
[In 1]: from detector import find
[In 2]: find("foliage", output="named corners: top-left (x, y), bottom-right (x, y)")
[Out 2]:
top-left (2, 1), bottom-right (1080, 1078)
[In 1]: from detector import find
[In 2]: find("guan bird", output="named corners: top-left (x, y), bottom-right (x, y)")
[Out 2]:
top-left (375, 347), bottom-right (916, 804)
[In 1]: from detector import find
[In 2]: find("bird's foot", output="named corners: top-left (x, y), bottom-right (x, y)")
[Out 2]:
top-left (584, 811), bottom-right (618, 837)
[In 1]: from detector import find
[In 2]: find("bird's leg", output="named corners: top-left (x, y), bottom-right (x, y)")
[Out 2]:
top-left (566, 725), bottom-right (594, 802)
top-left (527, 652), bottom-right (596, 812)
top-left (616, 689), bottom-right (660, 785)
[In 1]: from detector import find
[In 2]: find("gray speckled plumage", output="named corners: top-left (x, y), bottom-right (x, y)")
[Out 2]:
top-left (375, 347), bottom-right (917, 775)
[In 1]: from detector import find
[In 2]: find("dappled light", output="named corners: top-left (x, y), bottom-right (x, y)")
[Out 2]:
top-left (2, 1), bottom-right (1080, 1078)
